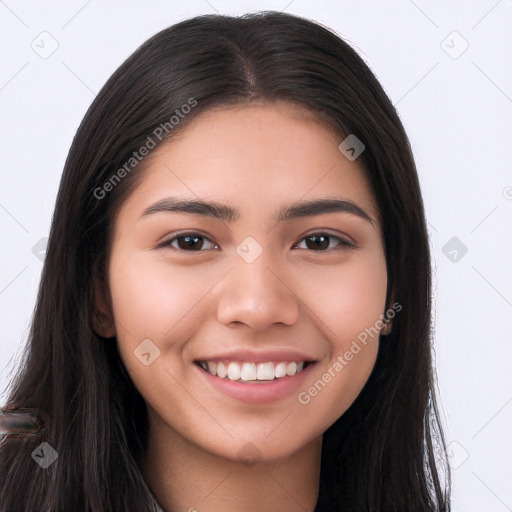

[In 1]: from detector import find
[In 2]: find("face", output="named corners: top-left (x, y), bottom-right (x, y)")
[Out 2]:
top-left (101, 101), bottom-right (388, 462)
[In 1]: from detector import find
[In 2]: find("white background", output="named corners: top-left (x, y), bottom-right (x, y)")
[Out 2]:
top-left (1, 1), bottom-right (511, 510)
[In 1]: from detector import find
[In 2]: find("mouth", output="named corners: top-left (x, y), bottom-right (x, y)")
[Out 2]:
top-left (194, 359), bottom-right (313, 382)
top-left (193, 349), bottom-right (318, 403)
top-left (194, 358), bottom-right (316, 404)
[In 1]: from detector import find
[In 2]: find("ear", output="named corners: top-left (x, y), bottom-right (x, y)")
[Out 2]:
top-left (380, 317), bottom-right (393, 336)
top-left (91, 274), bottom-right (116, 339)
top-left (381, 285), bottom-right (397, 336)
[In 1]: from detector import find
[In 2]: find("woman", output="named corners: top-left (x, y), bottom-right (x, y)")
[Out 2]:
top-left (0, 11), bottom-right (450, 511)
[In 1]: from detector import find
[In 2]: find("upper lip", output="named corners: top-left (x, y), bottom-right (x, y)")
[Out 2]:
top-left (194, 349), bottom-right (318, 364)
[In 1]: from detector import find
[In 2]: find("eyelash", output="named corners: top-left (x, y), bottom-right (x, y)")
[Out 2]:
top-left (157, 231), bottom-right (356, 252)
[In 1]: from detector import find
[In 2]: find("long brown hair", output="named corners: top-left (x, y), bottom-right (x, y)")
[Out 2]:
top-left (1, 11), bottom-right (450, 511)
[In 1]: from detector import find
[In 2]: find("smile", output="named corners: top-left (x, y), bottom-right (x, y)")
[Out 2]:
top-left (196, 360), bottom-right (309, 382)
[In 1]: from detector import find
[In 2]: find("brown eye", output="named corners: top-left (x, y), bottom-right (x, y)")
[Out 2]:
top-left (294, 233), bottom-right (355, 251)
top-left (305, 234), bottom-right (329, 250)
top-left (176, 235), bottom-right (204, 250)
top-left (159, 233), bottom-right (218, 252)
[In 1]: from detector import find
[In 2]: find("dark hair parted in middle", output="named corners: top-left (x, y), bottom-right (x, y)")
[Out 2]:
top-left (1, 11), bottom-right (449, 512)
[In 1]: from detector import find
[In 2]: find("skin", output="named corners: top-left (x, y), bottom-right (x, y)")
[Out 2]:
top-left (95, 101), bottom-right (388, 512)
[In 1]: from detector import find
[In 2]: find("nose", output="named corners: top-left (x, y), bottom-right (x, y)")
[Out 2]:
top-left (215, 253), bottom-right (300, 331)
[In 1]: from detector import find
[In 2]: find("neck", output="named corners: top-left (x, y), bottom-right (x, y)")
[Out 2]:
top-left (141, 413), bottom-right (322, 512)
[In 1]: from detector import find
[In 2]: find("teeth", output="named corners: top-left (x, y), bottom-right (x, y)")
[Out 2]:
top-left (207, 361), bottom-right (217, 376)
top-left (240, 363), bottom-right (257, 381)
top-left (286, 362), bottom-right (297, 376)
top-left (198, 360), bottom-right (309, 381)
top-left (216, 362), bottom-right (227, 378)
top-left (257, 362), bottom-right (274, 380)
top-left (227, 362), bottom-right (241, 381)
top-left (274, 362), bottom-right (287, 378)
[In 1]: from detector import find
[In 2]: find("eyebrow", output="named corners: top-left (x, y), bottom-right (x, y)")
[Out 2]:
top-left (140, 197), bottom-right (375, 225)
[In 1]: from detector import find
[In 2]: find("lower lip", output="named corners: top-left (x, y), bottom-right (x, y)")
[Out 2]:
top-left (196, 363), bottom-right (316, 404)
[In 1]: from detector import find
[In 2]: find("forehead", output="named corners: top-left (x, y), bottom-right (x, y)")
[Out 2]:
top-left (116, 101), bottom-right (378, 223)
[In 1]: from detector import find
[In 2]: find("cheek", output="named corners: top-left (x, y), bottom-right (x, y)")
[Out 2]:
top-left (107, 253), bottom-right (209, 399)
top-left (297, 250), bottom-right (387, 342)
top-left (108, 253), bottom-right (214, 341)
top-left (292, 253), bottom-right (386, 427)
top-left (107, 252), bottom-right (228, 386)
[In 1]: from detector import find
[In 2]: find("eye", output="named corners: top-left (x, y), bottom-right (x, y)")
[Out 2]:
top-left (293, 232), bottom-right (356, 251)
top-left (157, 231), bottom-right (355, 253)
top-left (157, 232), bottom-right (219, 252)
